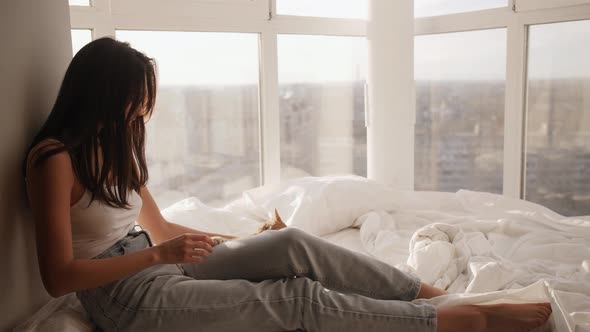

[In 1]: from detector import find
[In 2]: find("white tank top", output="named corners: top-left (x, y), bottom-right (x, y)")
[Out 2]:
top-left (70, 189), bottom-right (142, 259)
top-left (26, 139), bottom-right (143, 259)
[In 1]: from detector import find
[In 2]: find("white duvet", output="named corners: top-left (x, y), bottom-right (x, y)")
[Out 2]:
top-left (15, 175), bottom-right (590, 332)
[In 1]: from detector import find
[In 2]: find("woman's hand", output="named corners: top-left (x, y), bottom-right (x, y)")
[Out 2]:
top-left (153, 233), bottom-right (215, 264)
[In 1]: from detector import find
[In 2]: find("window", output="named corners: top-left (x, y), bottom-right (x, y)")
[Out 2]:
top-left (68, 0), bottom-right (590, 216)
top-left (278, 35), bottom-right (367, 179)
top-left (71, 29), bottom-right (92, 56)
top-left (415, 0), bottom-right (507, 17)
top-left (415, 29), bottom-right (507, 193)
top-left (69, 0), bottom-right (90, 6)
top-left (525, 20), bottom-right (590, 217)
top-left (516, 0), bottom-right (590, 12)
top-left (276, 0), bottom-right (367, 19)
top-left (117, 31), bottom-right (261, 208)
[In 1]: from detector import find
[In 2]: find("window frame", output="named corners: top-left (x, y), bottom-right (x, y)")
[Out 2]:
top-left (516, 0), bottom-right (590, 12)
top-left (69, 0), bottom-right (366, 188)
top-left (273, 0), bottom-right (368, 20)
top-left (70, 0), bottom-right (590, 201)
top-left (413, 27), bottom-right (508, 194)
top-left (415, 1), bottom-right (590, 199)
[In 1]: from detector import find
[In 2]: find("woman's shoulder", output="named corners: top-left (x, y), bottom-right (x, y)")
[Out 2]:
top-left (25, 138), bottom-right (85, 207)
top-left (26, 138), bottom-right (71, 178)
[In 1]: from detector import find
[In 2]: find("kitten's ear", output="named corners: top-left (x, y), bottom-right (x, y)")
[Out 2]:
top-left (273, 209), bottom-right (287, 229)
top-left (274, 209), bottom-right (283, 223)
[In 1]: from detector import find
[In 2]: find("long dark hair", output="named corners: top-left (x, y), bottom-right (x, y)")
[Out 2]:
top-left (23, 37), bottom-right (157, 208)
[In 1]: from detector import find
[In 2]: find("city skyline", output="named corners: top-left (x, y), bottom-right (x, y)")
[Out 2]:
top-left (144, 78), bottom-right (589, 217)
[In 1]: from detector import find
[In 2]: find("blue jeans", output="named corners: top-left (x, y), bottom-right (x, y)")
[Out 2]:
top-left (76, 227), bottom-right (437, 331)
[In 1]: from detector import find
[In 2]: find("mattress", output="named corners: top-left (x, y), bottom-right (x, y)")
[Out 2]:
top-left (322, 227), bottom-right (366, 254)
top-left (14, 175), bottom-right (590, 332)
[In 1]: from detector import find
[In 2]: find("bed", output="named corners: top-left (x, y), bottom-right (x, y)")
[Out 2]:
top-left (14, 175), bottom-right (590, 332)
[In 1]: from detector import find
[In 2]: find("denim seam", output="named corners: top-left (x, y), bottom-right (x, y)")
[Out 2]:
top-left (405, 274), bottom-right (423, 301)
top-left (98, 268), bottom-right (420, 315)
top-left (94, 275), bottom-right (435, 328)
top-left (82, 289), bottom-right (119, 331)
top-left (287, 265), bottom-right (385, 300)
top-left (305, 298), bottom-right (437, 326)
top-left (424, 303), bottom-right (438, 331)
top-left (99, 286), bottom-right (434, 321)
top-left (310, 270), bottom-right (425, 304)
top-left (294, 269), bottom-right (381, 298)
top-left (97, 286), bottom-right (135, 314)
top-left (313, 275), bottom-right (381, 298)
top-left (188, 265), bottom-right (298, 279)
top-left (103, 267), bottom-right (295, 311)
top-left (127, 295), bottom-right (436, 323)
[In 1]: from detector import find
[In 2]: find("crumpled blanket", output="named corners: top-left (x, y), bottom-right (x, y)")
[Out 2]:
top-left (14, 175), bottom-right (590, 332)
top-left (229, 175), bottom-right (590, 331)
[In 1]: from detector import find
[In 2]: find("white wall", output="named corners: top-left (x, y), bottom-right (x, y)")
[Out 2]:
top-left (0, 0), bottom-right (72, 330)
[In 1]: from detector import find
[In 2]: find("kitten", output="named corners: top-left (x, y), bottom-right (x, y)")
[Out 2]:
top-left (210, 209), bottom-right (287, 246)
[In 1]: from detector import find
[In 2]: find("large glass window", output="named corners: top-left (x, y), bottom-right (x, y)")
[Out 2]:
top-left (117, 31), bottom-right (261, 208)
top-left (415, 0), bottom-right (507, 17)
top-left (525, 20), bottom-right (590, 217)
top-left (277, 0), bottom-right (367, 19)
top-left (415, 29), bottom-right (507, 193)
top-left (71, 29), bottom-right (92, 56)
top-left (278, 35), bottom-right (367, 180)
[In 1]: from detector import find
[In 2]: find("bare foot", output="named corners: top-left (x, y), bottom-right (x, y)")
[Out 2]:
top-left (437, 303), bottom-right (552, 332)
top-left (417, 283), bottom-right (449, 299)
top-left (480, 303), bottom-right (552, 332)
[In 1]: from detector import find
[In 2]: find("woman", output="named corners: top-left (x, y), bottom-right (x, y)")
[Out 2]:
top-left (24, 37), bottom-right (551, 332)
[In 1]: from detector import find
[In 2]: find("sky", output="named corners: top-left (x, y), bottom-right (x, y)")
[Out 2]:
top-left (528, 20), bottom-right (590, 80)
top-left (415, 28), bottom-right (507, 81)
top-left (71, 1), bottom-right (590, 83)
top-left (116, 31), bottom-right (261, 86)
top-left (414, 19), bottom-right (590, 81)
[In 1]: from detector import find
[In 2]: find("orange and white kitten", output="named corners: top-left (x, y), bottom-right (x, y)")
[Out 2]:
top-left (210, 209), bottom-right (287, 246)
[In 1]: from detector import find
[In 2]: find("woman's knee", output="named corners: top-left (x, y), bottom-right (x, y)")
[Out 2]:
top-left (276, 227), bottom-right (307, 242)
top-left (267, 228), bottom-right (310, 251)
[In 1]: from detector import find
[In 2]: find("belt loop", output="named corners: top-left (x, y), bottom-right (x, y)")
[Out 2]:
top-left (142, 229), bottom-right (154, 247)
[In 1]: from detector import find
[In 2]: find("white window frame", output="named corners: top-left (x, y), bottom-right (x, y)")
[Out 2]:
top-left (70, 0), bottom-right (590, 199)
top-left (70, 0), bottom-right (366, 187)
top-left (415, 1), bottom-right (590, 199)
top-left (516, 0), bottom-right (590, 12)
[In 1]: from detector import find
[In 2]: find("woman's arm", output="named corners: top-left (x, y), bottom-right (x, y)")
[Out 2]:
top-left (26, 148), bottom-right (212, 298)
top-left (27, 148), bottom-right (159, 297)
top-left (136, 186), bottom-right (238, 244)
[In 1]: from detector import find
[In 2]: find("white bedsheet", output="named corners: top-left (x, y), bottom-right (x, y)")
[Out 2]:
top-left (227, 175), bottom-right (590, 332)
top-left (15, 175), bottom-right (590, 332)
